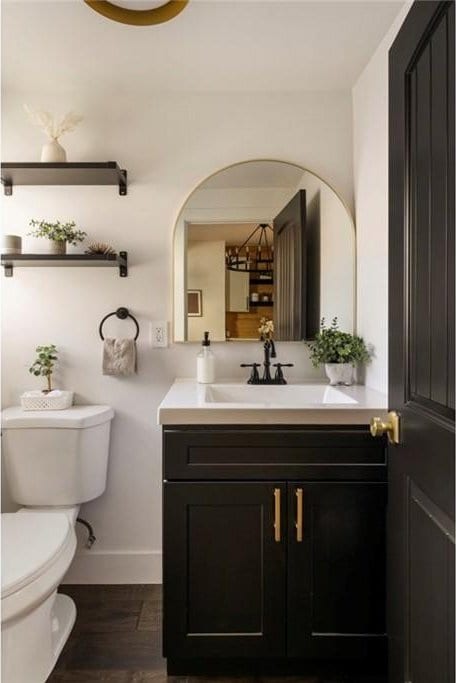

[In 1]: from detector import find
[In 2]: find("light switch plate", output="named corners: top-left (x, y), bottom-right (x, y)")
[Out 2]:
top-left (150, 321), bottom-right (168, 347)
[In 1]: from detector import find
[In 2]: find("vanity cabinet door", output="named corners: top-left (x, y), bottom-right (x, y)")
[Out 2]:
top-left (163, 482), bottom-right (286, 659)
top-left (287, 482), bottom-right (387, 660)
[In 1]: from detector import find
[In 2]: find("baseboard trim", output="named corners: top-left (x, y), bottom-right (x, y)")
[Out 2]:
top-left (62, 550), bottom-right (162, 584)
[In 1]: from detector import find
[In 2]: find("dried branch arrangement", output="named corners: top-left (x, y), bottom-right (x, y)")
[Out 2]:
top-left (85, 242), bottom-right (116, 256)
top-left (24, 105), bottom-right (83, 141)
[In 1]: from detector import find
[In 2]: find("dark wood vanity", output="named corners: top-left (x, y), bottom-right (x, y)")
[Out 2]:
top-left (162, 424), bottom-right (387, 676)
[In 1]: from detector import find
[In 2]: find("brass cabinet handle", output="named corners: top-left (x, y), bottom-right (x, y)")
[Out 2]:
top-left (273, 488), bottom-right (281, 542)
top-left (295, 488), bottom-right (303, 542)
top-left (370, 410), bottom-right (401, 444)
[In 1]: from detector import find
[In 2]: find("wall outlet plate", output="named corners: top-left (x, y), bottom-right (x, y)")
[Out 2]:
top-left (150, 321), bottom-right (168, 347)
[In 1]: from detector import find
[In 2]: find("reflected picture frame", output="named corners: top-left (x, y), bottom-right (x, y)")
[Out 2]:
top-left (188, 289), bottom-right (202, 317)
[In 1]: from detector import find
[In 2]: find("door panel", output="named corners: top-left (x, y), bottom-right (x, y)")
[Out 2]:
top-left (408, 7), bottom-right (454, 417)
top-left (287, 483), bottom-right (386, 659)
top-left (389, 2), bottom-right (455, 682)
top-left (187, 503), bottom-right (262, 634)
top-left (163, 482), bottom-right (286, 659)
top-left (408, 481), bottom-right (455, 683)
top-left (273, 190), bottom-right (314, 341)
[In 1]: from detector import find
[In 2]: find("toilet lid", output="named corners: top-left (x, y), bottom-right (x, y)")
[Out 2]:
top-left (2, 404), bottom-right (114, 429)
top-left (1, 512), bottom-right (73, 597)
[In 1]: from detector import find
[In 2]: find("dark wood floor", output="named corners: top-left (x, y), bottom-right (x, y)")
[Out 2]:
top-left (49, 586), bottom-right (386, 683)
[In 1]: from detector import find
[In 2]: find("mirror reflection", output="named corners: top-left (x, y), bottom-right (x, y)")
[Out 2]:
top-left (173, 161), bottom-right (354, 342)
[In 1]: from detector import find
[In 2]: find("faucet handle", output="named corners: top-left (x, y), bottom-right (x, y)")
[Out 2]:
top-left (240, 363), bottom-right (260, 384)
top-left (273, 362), bottom-right (294, 385)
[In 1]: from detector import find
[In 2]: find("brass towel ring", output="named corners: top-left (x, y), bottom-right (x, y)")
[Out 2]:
top-left (83, 0), bottom-right (189, 26)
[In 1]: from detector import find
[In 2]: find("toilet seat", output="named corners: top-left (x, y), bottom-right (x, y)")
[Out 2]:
top-left (1, 512), bottom-right (76, 624)
top-left (2, 512), bottom-right (72, 597)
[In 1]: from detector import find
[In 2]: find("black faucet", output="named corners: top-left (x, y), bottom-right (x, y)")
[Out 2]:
top-left (241, 339), bottom-right (294, 384)
top-left (262, 339), bottom-right (276, 381)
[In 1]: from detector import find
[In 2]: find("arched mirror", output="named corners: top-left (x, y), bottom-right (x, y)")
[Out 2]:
top-left (173, 160), bottom-right (355, 342)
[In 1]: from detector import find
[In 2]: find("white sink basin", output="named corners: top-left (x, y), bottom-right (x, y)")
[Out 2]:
top-left (204, 384), bottom-right (358, 407)
top-left (158, 379), bottom-right (388, 424)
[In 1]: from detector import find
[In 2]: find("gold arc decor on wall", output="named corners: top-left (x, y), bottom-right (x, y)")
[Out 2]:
top-left (83, 0), bottom-right (188, 26)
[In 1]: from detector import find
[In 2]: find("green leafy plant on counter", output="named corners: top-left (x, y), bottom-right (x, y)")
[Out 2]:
top-left (29, 345), bottom-right (58, 393)
top-left (306, 317), bottom-right (371, 367)
top-left (28, 219), bottom-right (86, 245)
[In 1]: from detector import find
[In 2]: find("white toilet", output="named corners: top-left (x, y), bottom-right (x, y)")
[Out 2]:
top-left (1, 404), bottom-right (114, 683)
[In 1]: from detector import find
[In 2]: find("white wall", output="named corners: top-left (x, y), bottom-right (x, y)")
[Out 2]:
top-left (188, 240), bottom-right (226, 341)
top-left (2, 67), bottom-right (355, 583)
top-left (352, 2), bottom-right (412, 394)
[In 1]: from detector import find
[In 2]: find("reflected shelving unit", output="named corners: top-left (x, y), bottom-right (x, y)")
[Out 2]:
top-left (249, 275), bottom-right (273, 308)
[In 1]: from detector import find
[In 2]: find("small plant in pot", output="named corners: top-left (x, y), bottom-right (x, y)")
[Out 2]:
top-left (307, 317), bottom-right (371, 386)
top-left (22, 344), bottom-right (73, 410)
top-left (28, 219), bottom-right (86, 255)
top-left (29, 344), bottom-right (58, 393)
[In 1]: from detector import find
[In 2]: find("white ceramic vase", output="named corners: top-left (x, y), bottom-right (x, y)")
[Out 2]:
top-left (325, 362), bottom-right (354, 386)
top-left (41, 139), bottom-right (67, 162)
top-left (1, 235), bottom-right (22, 254)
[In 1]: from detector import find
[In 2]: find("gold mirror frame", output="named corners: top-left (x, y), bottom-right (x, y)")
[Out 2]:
top-left (84, 0), bottom-right (188, 26)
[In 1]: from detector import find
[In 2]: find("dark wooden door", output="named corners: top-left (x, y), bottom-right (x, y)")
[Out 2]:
top-left (273, 190), bottom-right (319, 341)
top-left (163, 482), bottom-right (286, 660)
top-left (389, 2), bottom-right (455, 682)
top-left (287, 482), bottom-right (386, 660)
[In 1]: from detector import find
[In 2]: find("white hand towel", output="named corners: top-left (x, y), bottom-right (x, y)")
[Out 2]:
top-left (102, 338), bottom-right (137, 376)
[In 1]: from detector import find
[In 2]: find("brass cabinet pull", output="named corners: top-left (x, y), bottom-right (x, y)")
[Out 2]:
top-left (295, 488), bottom-right (303, 542)
top-left (273, 488), bottom-right (281, 542)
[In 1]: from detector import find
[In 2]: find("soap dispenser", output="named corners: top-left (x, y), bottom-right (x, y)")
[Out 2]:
top-left (197, 331), bottom-right (215, 384)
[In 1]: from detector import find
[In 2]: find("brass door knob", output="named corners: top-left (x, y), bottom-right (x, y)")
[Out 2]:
top-left (370, 411), bottom-right (400, 444)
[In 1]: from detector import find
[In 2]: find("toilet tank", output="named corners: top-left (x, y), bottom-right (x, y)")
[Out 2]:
top-left (1, 405), bottom-right (114, 506)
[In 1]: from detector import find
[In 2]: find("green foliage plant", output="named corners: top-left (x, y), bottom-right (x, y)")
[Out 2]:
top-left (29, 345), bottom-right (58, 393)
top-left (307, 317), bottom-right (370, 368)
top-left (28, 219), bottom-right (86, 245)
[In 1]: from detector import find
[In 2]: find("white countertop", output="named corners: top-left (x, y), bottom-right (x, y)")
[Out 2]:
top-left (157, 379), bottom-right (388, 425)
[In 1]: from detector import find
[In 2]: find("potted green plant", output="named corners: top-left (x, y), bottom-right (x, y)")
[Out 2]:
top-left (29, 344), bottom-right (58, 393)
top-left (28, 219), bottom-right (87, 255)
top-left (22, 345), bottom-right (74, 410)
top-left (307, 317), bottom-right (371, 386)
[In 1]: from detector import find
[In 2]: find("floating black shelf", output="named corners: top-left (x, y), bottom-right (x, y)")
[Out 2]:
top-left (1, 162), bottom-right (127, 196)
top-left (1, 251), bottom-right (128, 278)
top-left (249, 278), bottom-right (273, 285)
top-left (250, 300), bottom-right (273, 307)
